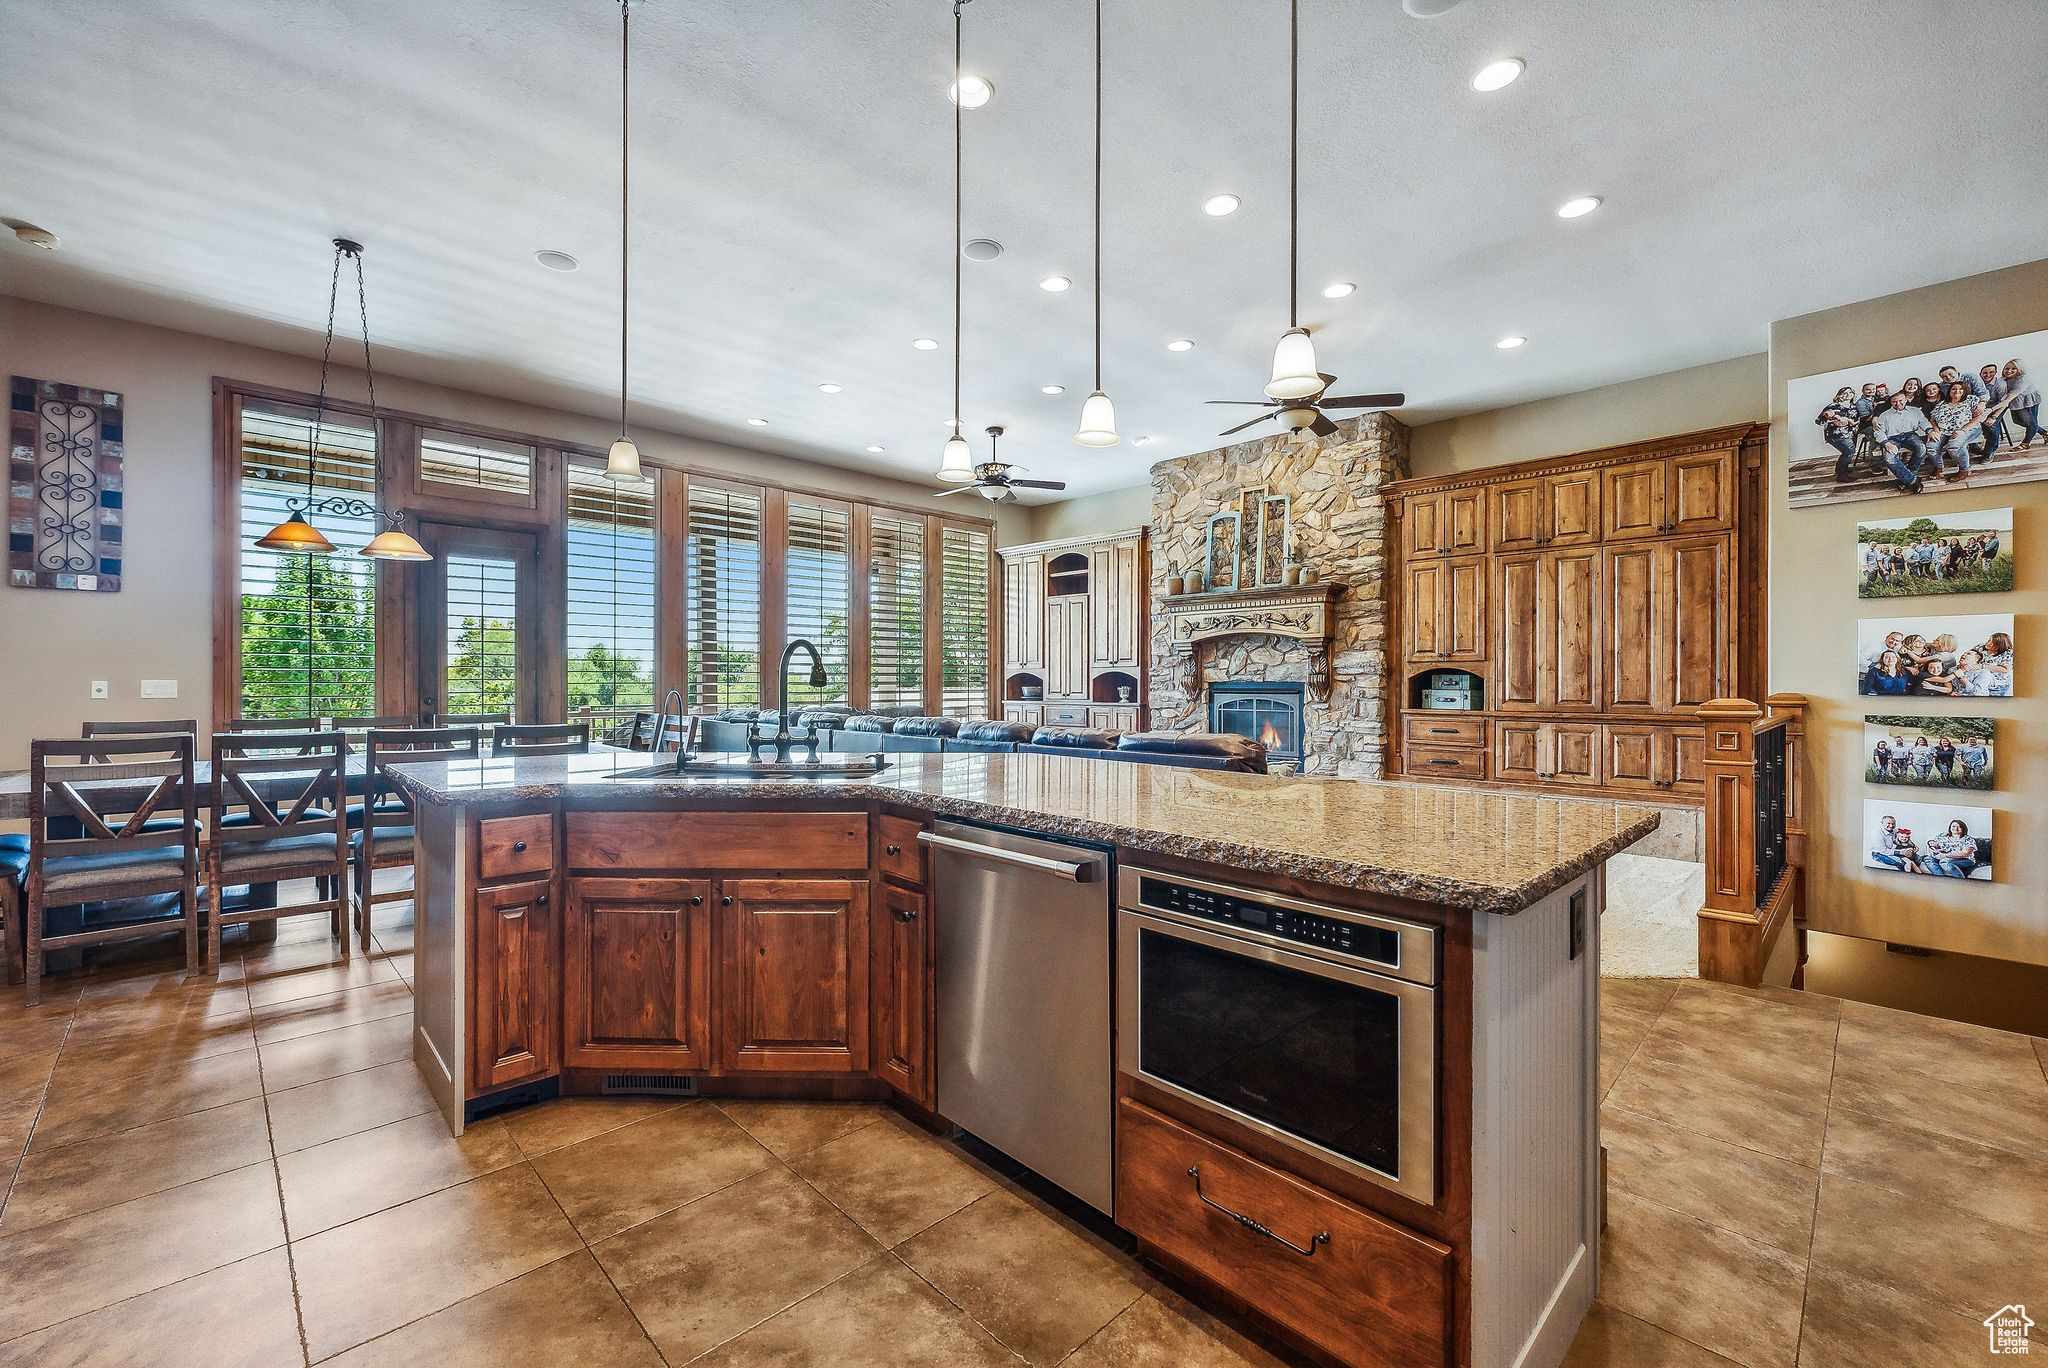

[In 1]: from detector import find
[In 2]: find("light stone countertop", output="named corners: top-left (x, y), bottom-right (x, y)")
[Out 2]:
top-left (385, 750), bottom-right (1660, 915)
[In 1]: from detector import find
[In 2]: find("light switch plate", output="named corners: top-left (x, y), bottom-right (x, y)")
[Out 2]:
top-left (90, 679), bottom-right (110, 700)
top-left (140, 679), bottom-right (179, 699)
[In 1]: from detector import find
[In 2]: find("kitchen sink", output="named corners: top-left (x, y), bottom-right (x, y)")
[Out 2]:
top-left (609, 754), bottom-right (892, 780)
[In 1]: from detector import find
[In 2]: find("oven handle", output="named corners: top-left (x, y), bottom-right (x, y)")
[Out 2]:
top-left (917, 829), bottom-right (1098, 882)
top-left (1187, 1165), bottom-right (1329, 1257)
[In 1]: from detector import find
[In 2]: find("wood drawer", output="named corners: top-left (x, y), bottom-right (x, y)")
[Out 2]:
top-left (1042, 702), bottom-right (1090, 726)
top-left (1404, 714), bottom-right (1485, 747)
top-left (1405, 743), bottom-right (1487, 780)
top-left (876, 813), bottom-right (926, 886)
top-left (1116, 1100), bottom-right (1451, 1368)
top-left (566, 810), bottom-right (869, 872)
top-left (477, 813), bottom-right (554, 882)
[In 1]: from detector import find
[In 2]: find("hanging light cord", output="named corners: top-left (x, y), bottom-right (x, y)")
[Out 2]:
top-left (350, 246), bottom-right (384, 514)
top-left (306, 246), bottom-right (343, 505)
top-left (619, 0), bottom-right (632, 440)
top-left (1092, 0), bottom-right (1103, 391)
top-left (1288, 0), bottom-right (1299, 331)
top-left (952, 1), bottom-right (965, 430)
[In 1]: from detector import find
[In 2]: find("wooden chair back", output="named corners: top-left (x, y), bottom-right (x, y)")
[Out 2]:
top-left (433, 712), bottom-right (512, 727)
top-left (79, 718), bottom-right (198, 762)
top-left (363, 726), bottom-right (482, 832)
top-left (491, 722), bottom-right (591, 757)
top-left (228, 715), bottom-right (322, 732)
top-left (209, 731), bottom-right (348, 849)
top-left (329, 715), bottom-right (417, 735)
top-left (30, 735), bottom-right (198, 866)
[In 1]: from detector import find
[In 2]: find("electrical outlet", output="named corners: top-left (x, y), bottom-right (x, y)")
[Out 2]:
top-left (140, 679), bottom-right (178, 699)
top-left (90, 679), bottom-right (110, 700)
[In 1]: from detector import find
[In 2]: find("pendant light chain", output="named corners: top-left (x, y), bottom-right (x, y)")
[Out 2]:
top-left (620, 0), bottom-right (632, 440)
top-left (1092, 0), bottom-right (1103, 391)
top-left (351, 247), bottom-right (386, 525)
top-left (1288, 0), bottom-right (1299, 331)
top-left (307, 246), bottom-right (343, 505)
top-left (952, 1), bottom-right (964, 430)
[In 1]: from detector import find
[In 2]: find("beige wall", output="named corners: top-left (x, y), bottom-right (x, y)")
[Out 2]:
top-left (1769, 259), bottom-right (2048, 967)
top-left (0, 295), bottom-right (1027, 769)
top-left (1406, 354), bottom-right (1768, 478)
top-left (1026, 483), bottom-right (1154, 544)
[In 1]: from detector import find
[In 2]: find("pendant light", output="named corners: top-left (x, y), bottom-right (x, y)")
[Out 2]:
top-left (256, 239), bottom-right (430, 561)
top-left (605, 0), bottom-right (647, 482)
top-left (1073, 0), bottom-right (1119, 448)
top-left (1263, 0), bottom-right (1323, 401)
top-left (936, 1), bottom-right (976, 483)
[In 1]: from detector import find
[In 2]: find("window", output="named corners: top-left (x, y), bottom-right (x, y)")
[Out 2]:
top-left (234, 401), bottom-right (379, 719)
top-left (565, 461), bottom-right (658, 723)
top-left (441, 551), bottom-right (520, 718)
top-left (938, 522), bottom-right (992, 716)
top-left (417, 428), bottom-right (535, 505)
top-left (784, 498), bottom-right (852, 709)
top-left (868, 512), bottom-right (925, 710)
top-left (685, 482), bottom-right (764, 712)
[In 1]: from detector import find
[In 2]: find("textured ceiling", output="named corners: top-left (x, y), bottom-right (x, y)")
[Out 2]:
top-left (3, 0), bottom-right (2046, 500)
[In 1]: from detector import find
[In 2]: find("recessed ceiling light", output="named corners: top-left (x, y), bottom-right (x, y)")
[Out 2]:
top-left (1471, 57), bottom-right (1525, 92)
top-left (1039, 276), bottom-right (1072, 292)
top-left (8, 221), bottom-right (60, 250)
top-left (818, 383), bottom-right (843, 393)
top-left (1040, 385), bottom-right (1066, 395)
top-left (1496, 335), bottom-right (1527, 349)
top-left (1202, 194), bottom-right (1241, 217)
top-left (911, 337), bottom-right (940, 350)
top-left (1167, 339), bottom-right (1195, 352)
top-left (1322, 281), bottom-right (1356, 299)
top-left (747, 417), bottom-right (770, 426)
top-left (534, 249), bottom-right (579, 272)
top-left (866, 445), bottom-right (886, 453)
top-left (1556, 195), bottom-right (1602, 219)
top-left (948, 75), bottom-right (993, 109)
top-left (962, 238), bottom-right (1004, 261)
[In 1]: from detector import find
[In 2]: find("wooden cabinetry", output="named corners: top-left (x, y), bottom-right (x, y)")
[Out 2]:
top-left (1403, 486), bottom-right (1487, 559)
top-left (871, 812), bottom-right (934, 1106)
top-left (1495, 548), bottom-right (1599, 710)
top-left (1494, 720), bottom-right (1602, 787)
top-left (1402, 556), bottom-right (1486, 664)
top-left (1089, 537), bottom-right (1143, 668)
top-left (1002, 553), bottom-right (1046, 670)
top-left (1000, 529), bottom-right (1149, 729)
top-left (470, 877), bottom-right (557, 1093)
top-left (562, 875), bottom-right (713, 1073)
top-left (1602, 450), bottom-right (1734, 541)
top-left (1045, 595), bottom-right (1090, 699)
top-left (1602, 537), bottom-right (1730, 713)
top-left (719, 878), bottom-right (869, 1074)
top-left (1492, 470), bottom-right (1600, 552)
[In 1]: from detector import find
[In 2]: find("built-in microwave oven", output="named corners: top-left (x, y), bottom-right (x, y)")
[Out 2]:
top-left (1116, 867), bottom-right (1439, 1206)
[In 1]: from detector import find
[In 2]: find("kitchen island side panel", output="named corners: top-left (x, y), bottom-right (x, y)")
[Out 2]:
top-left (412, 799), bottom-right (469, 1135)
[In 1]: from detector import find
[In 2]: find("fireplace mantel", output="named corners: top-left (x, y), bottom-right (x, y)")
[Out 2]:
top-left (1159, 583), bottom-right (1344, 701)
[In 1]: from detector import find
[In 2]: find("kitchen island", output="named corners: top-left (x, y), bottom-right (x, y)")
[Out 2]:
top-left (386, 749), bottom-right (1657, 1368)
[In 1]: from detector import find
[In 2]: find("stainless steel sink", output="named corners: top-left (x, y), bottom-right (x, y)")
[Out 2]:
top-left (610, 754), bottom-right (891, 780)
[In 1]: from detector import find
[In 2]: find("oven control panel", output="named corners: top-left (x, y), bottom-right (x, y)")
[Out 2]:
top-left (1135, 876), bottom-right (1403, 969)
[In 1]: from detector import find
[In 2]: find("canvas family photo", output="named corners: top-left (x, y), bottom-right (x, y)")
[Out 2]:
top-left (1864, 716), bottom-right (1995, 790)
top-left (1786, 327), bottom-right (2048, 507)
top-left (1856, 508), bottom-right (2013, 598)
top-left (1857, 613), bottom-right (2014, 697)
top-left (1864, 798), bottom-right (1995, 881)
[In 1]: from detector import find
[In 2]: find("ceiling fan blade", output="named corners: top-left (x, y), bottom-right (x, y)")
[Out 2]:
top-left (1317, 372), bottom-right (1339, 386)
top-left (1219, 412), bottom-right (1281, 437)
top-left (1008, 478), bottom-right (1067, 490)
top-left (933, 484), bottom-right (984, 497)
top-left (1318, 391), bottom-right (1406, 409)
top-left (1205, 399), bottom-right (1277, 407)
top-left (1310, 413), bottom-right (1341, 438)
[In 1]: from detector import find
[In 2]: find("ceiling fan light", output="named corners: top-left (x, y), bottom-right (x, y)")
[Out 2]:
top-left (1264, 328), bottom-right (1324, 400)
top-left (254, 511), bottom-right (338, 555)
top-left (358, 527), bottom-right (433, 561)
top-left (1074, 390), bottom-right (1121, 447)
top-left (604, 436), bottom-right (646, 481)
top-left (937, 433), bottom-right (976, 482)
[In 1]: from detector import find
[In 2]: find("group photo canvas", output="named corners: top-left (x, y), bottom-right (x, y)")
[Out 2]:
top-left (1857, 612), bottom-right (2015, 698)
top-left (1864, 797), bottom-right (1995, 881)
top-left (1856, 507), bottom-right (2013, 599)
top-left (1863, 715), bottom-right (1995, 789)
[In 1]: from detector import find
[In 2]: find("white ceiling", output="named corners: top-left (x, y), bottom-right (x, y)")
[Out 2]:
top-left (4, 0), bottom-right (2046, 501)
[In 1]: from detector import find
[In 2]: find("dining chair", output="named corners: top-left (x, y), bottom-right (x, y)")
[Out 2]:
top-left (0, 835), bottom-right (26, 985)
top-left (79, 718), bottom-right (198, 761)
top-left (24, 735), bottom-right (201, 1004)
top-left (491, 722), bottom-right (591, 757)
top-left (352, 726), bottom-right (480, 951)
top-left (228, 715), bottom-right (323, 732)
top-left (434, 712), bottom-right (512, 727)
top-left (327, 717), bottom-right (418, 828)
top-left (206, 730), bottom-right (350, 971)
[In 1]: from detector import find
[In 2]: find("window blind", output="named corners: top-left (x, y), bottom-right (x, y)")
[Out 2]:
top-left (442, 552), bottom-right (520, 719)
top-left (938, 521), bottom-right (992, 716)
top-left (565, 461), bottom-right (658, 727)
top-left (418, 428), bottom-right (535, 503)
top-left (235, 402), bottom-right (379, 720)
top-left (784, 498), bottom-right (852, 709)
top-left (685, 483), bottom-right (764, 711)
top-left (868, 512), bottom-right (926, 711)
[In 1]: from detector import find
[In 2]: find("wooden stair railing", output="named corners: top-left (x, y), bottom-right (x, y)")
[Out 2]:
top-left (1697, 694), bottom-right (1808, 987)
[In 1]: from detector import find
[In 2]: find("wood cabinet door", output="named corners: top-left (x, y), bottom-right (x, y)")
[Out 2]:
top-left (1672, 729), bottom-right (1707, 795)
top-left (1666, 536), bottom-right (1731, 708)
top-left (1002, 553), bottom-right (1045, 668)
top-left (1045, 595), bottom-right (1090, 698)
top-left (1443, 488), bottom-right (1488, 555)
top-left (1444, 556), bottom-right (1488, 662)
top-left (1602, 725), bottom-right (1665, 792)
top-left (1088, 538), bottom-right (1142, 666)
top-left (469, 877), bottom-right (558, 1095)
top-left (1494, 555), bottom-right (1542, 708)
top-left (1404, 561), bottom-right (1445, 662)
top-left (720, 879), bottom-right (869, 1074)
top-left (1668, 451), bottom-right (1734, 534)
top-left (1546, 470), bottom-right (1602, 546)
top-left (1543, 549), bottom-right (1600, 709)
top-left (1494, 720), bottom-right (1545, 782)
top-left (1491, 480), bottom-right (1544, 552)
top-left (1001, 703), bottom-right (1043, 727)
top-left (870, 882), bottom-right (933, 1106)
top-left (1602, 460), bottom-right (1666, 541)
top-left (1549, 724), bottom-right (1602, 786)
top-left (1602, 544), bottom-right (1663, 711)
top-left (1403, 492), bottom-right (1446, 558)
top-left (562, 875), bottom-right (713, 1073)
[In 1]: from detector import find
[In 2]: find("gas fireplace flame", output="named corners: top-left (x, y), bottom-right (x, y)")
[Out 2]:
top-left (1259, 720), bottom-right (1284, 750)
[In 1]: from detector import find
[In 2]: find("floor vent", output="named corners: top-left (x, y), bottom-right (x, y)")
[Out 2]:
top-left (601, 1073), bottom-right (699, 1097)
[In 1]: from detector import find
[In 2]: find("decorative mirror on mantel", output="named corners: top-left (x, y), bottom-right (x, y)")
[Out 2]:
top-left (1203, 491), bottom-right (1293, 593)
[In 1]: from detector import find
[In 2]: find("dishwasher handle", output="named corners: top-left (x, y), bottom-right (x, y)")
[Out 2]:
top-left (917, 828), bottom-right (1099, 882)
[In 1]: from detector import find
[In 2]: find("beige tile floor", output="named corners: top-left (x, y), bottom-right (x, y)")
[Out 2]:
top-left (1, 909), bottom-right (2044, 1366)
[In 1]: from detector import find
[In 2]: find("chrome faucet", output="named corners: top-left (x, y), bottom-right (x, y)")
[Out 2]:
top-left (749, 639), bottom-right (828, 762)
top-left (650, 689), bottom-right (688, 770)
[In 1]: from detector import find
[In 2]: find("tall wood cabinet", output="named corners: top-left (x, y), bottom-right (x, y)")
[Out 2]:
top-left (1387, 425), bottom-right (1764, 801)
top-left (998, 528), bottom-right (1150, 733)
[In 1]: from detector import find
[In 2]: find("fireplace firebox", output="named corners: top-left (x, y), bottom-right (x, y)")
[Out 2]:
top-left (1207, 681), bottom-right (1306, 765)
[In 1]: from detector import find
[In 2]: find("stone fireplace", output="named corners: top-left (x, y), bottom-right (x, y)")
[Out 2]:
top-left (1208, 681), bottom-right (1307, 765)
top-left (1148, 413), bottom-right (1409, 777)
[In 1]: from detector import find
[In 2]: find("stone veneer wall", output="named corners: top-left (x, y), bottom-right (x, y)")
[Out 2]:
top-left (1148, 413), bottom-right (1410, 777)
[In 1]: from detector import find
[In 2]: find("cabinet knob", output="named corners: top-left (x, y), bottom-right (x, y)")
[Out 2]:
top-left (690, 895), bottom-right (704, 906)
top-left (535, 892), bottom-right (549, 907)
top-left (721, 895), bottom-right (734, 907)
top-left (894, 905), bottom-right (919, 922)
top-left (884, 844), bottom-right (901, 856)
top-left (512, 840), bottom-right (527, 853)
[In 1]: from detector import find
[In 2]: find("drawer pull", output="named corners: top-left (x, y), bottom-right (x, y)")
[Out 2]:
top-left (884, 843), bottom-right (901, 855)
top-left (893, 904), bottom-right (919, 922)
top-left (535, 893), bottom-right (548, 907)
top-left (512, 839), bottom-right (527, 853)
top-left (1187, 1165), bottom-right (1329, 1258)
top-left (1426, 758), bottom-right (1459, 767)
top-left (689, 895), bottom-right (704, 907)
top-left (1428, 727), bottom-right (1459, 735)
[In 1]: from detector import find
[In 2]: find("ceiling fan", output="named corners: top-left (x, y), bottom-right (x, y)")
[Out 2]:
top-left (934, 427), bottom-right (1067, 502)
top-left (1207, 381), bottom-right (1406, 442)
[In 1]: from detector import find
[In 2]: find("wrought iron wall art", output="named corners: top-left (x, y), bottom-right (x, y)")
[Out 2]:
top-left (10, 376), bottom-right (124, 592)
top-left (1204, 510), bottom-right (1240, 592)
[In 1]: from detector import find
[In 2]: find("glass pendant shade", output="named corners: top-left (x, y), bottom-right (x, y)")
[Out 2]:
top-left (358, 527), bottom-right (432, 561)
top-left (254, 511), bottom-right (339, 555)
top-left (937, 433), bottom-right (975, 482)
top-left (1264, 327), bottom-right (1324, 399)
top-left (604, 436), bottom-right (645, 481)
top-left (1073, 390), bottom-right (1121, 447)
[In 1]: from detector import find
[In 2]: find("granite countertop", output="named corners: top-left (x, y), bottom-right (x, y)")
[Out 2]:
top-left (384, 751), bottom-right (1659, 915)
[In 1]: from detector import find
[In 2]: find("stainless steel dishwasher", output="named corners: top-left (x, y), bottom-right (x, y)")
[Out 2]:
top-left (924, 820), bottom-right (1115, 1215)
